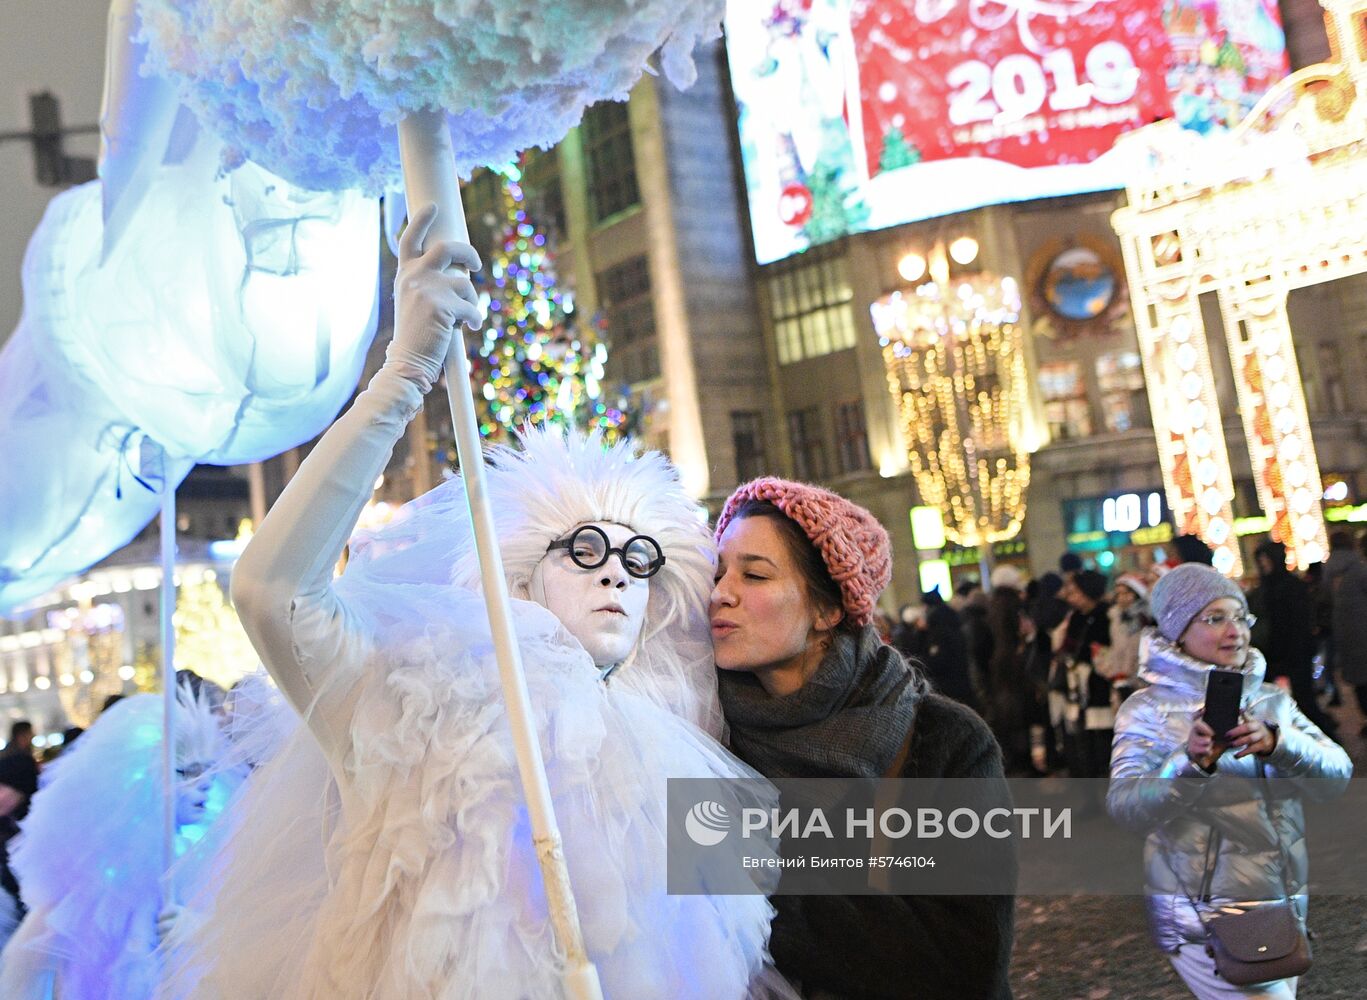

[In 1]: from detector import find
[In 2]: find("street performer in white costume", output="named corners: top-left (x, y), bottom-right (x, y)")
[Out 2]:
top-left (163, 205), bottom-right (776, 1000)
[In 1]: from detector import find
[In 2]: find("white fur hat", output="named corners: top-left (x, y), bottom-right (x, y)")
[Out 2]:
top-left (990, 564), bottom-right (1027, 592)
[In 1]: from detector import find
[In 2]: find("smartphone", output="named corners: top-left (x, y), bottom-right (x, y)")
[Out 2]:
top-left (1203, 669), bottom-right (1243, 739)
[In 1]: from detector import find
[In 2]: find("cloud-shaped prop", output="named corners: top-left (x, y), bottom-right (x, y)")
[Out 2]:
top-left (137, 0), bottom-right (724, 192)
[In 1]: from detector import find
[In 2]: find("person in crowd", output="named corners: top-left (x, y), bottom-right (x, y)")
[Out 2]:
top-left (1108, 562), bottom-right (1352, 999)
top-left (1173, 533), bottom-right (1216, 566)
top-left (1248, 540), bottom-right (1338, 738)
top-left (890, 603), bottom-right (925, 662)
top-left (1050, 570), bottom-right (1114, 777)
top-left (917, 587), bottom-right (977, 708)
top-left (960, 579), bottom-right (994, 706)
top-left (166, 206), bottom-right (777, 1000)
top-left (1300, 561), bottom-right (1337, 707)
top-left (949, 577), bottom-right (973, 611)
top-left (986, 565), bottom-right (1034, 775)
top-left (1108, 573), bottom-right (1153, 703)
top-left (1324, 531), bottom-right (1367, 736)
top-left (0, 688), bottom-right (225, 1000)
top-left (711, 478), bottom-right (1014, 1000)
top-left (1028, 572), bottom-right (1070, 772)
top-left (1059, 551), bottom-right (1084, 578)
top-left (0, 721), bottom-right (38, 941)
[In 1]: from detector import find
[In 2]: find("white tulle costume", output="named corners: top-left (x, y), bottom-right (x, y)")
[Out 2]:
top-left (0, 689), bottom-right (225, 1000)
top-left (161, 361), bottom-right (775, 997)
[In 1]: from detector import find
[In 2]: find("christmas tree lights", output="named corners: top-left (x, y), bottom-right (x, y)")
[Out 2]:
top-left (467, 169), bottom-right (629, 444)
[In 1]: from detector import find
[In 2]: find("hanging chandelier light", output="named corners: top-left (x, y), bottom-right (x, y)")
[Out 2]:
top-left (873, 258), bottom-right (1031, 549)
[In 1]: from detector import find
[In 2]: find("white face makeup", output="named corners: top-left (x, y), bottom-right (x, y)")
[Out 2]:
top-left (176, 764), bottom-right (213, 827)
top-left (533, 521), bottom-right (651, 667)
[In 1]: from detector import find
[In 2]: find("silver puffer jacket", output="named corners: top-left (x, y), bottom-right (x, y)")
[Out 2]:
top-left (1107, 634), bottom-right (1352, 953)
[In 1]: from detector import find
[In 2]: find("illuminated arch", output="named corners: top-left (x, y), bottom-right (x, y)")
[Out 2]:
top-left (1112, 0), bottom-right (1367, 572)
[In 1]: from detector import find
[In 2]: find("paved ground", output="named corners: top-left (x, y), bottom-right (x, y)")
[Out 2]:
top-left (1010, 694), bottom-right (1367, 999)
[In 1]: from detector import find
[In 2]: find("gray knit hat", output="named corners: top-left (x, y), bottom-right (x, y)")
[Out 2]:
top-left (1150, 562), bottom-right (1247, 641)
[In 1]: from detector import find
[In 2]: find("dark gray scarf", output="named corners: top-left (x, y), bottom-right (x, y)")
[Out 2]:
top-left (718, 625), bottom-right (925, 779)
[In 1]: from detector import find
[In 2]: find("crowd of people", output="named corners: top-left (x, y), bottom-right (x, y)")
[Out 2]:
top-left (887, 530), bottom-right (1367, 781)
top-left (0, 208), bottom-right (1356, 999)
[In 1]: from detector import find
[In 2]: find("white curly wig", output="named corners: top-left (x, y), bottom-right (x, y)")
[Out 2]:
top-left (341, 428), bottom-right (721, 733)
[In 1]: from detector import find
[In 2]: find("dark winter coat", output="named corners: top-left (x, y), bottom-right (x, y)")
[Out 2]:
top-left (918, 602), bottom-right (975, 707)
top-left (1248, 567), bottom-right (1316, 682)
top-left (985, 589), bottom-right (1029, 750)
top-left (1325, 549), bottom-right (1367, 684)
top-left (719, 628), bottom-right (1014, 1000)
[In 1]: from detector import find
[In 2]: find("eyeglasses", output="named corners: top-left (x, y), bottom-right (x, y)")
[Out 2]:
top-left (1195, 612), bottom-right (1257, 630)
top-left (546, 525), bottom-right (665, 579)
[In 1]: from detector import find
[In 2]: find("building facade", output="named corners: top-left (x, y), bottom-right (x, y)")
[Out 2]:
top-left (730, 0), bottom-right (1367, 607)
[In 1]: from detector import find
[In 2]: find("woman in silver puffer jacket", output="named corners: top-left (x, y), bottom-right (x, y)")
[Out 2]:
top-left (1108, 563), bottom-right (1351, 999)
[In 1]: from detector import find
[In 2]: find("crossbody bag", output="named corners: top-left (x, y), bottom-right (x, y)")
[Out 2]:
top-left (1163, 764), bottom-right (1312, 986)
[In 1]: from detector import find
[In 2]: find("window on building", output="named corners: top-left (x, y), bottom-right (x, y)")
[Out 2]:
top-left (787, 407), bottom-right (828, 481)
top-left (598, 257), bottom-right (653, 345)
top-left (1358, 333), bottom-right (1367, 409)
top-left (1038, 361), bottom-right (1092, 439)
top-left (1318, 342), bottom-right (1346, 412)
top-left (1095, 351), bottom-right (1148, 432)
top-left (519, 147), bottom-right (566, 239)
top-left (766, 251), bottom-right (858, 364)
top-left (582, 100), bottom-right (639, 224)
top-left (597, 256), bottom-right (658, 383)
top-left (1293, 342), bottom-right (1322, 415)
top-left (833, 400), bottom-right (872, 474)
top-left (731, 411), bottom-right (768, 482)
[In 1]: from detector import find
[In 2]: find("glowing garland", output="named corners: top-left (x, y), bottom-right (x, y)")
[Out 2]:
top-left (467, 168), bottom-right (629, 443)
top-left (873, 276), bottom-right (1031, 547)
top-left (1111, 0), bottom-right (1367, 571)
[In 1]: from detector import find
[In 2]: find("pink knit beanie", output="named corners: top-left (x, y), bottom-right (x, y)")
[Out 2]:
top-left (715, 477), bottom-right (892, 627)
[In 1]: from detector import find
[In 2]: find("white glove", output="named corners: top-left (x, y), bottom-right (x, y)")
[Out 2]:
top-left (157, 902), bottom-right (205, 946)
top-left (385, 203), bottom-right (485, 394)
top-left (157, 904), bottom-right (182, 944)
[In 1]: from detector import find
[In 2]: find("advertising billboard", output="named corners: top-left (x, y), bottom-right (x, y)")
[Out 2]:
top-left (726, 0), bottom-right (1290, 264)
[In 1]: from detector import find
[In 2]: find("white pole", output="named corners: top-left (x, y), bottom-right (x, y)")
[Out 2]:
top-left (158, 482), bottom-right (177, 902)
top-left (396, 110), bottom-right (603, 1000)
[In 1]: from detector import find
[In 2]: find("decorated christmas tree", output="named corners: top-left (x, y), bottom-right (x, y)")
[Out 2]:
top-left (1216, 37), bottom-right (1246, 75)
top-left (468, 168), bottom-right (629, 444)
top-left (800, 122), bottom-right (871, 246)
top-left (878, 125), bottom-right (921, 173)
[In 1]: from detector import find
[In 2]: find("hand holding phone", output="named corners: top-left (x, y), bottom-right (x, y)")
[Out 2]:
top-left (1186, 717), bottom-right (1221, 771)
top-left (1202, 668), bottom-right (1243, 741)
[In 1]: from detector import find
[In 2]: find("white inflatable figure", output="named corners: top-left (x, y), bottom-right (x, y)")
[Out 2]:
top-left (160, 207), bottom-right (776, 1000)
top-left (0, 0), bottom-right (381, 612)
top-left (0, 689), bottom-right (226, 1000)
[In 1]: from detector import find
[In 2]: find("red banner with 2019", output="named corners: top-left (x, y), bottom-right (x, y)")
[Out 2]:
top-left (852, 0), bottom-right (1173, 171)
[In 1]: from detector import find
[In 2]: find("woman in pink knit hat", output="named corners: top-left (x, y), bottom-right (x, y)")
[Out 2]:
top-left (711, 477), bottom-right (1014, 1000)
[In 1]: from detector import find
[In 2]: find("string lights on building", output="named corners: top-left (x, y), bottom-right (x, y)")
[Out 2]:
top-left (873, 247), bottom-right (1031, 551)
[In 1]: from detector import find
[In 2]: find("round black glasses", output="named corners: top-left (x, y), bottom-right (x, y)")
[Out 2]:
top-left (546, 525), bottom-right (665, 579)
